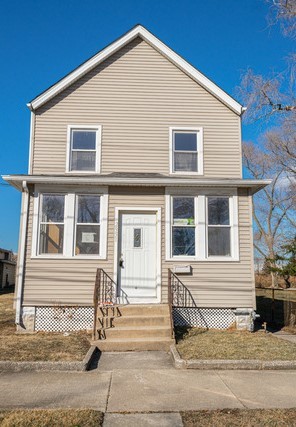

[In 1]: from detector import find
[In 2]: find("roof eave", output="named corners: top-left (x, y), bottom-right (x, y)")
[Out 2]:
top-left (2, 174), bottom-right (272, 194)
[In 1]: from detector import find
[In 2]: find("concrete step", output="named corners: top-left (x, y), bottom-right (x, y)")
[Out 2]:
top-left (92, 337), bottom-right (175, 352)
top-left (107, 315), bottom-right (171, 327)
top-left (99, 325), bottom-right (172, 339)
top-left (115, 304), bottom-right (170, 317)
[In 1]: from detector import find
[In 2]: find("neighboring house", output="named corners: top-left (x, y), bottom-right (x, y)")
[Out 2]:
top-left (4, 25), bottom-right (271, 349)
top-left (0, 248), bottom-right (16, 289)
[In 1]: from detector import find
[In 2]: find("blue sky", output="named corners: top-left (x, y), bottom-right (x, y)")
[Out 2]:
top-left (0, 0), bottom-right (293, 252)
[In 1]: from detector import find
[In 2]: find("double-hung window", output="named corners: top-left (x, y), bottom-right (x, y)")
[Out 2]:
top-left (68, 126), bottom-right (101, 172)
top-left (34, 189), bottom-right (107, 258)
top-left (75, 195), bottom-right (101, 255)
top-left (38, 194), bottom-right (65, 255)
top-left (170, 128), bottom-right (203, 174)
top-left (166, 192), bottom-right (238, 260)
top-left (207, 197), bottom-right (231, 257)
top-left (171, 197), bottom-right (196, 256)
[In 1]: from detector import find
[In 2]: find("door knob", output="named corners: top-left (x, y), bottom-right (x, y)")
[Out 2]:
top-left (119, 257), bottom-right (124, 268)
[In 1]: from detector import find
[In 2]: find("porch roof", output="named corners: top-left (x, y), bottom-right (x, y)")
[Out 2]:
top-left (2, 173), bottom-right (271, 195)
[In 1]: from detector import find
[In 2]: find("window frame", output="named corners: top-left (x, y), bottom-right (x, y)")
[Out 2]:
top-left (66, 125), bottom-right (102, 174)
top-left (169, 127), bottom-right (203, 176)
top-left (38, 193), bottom-right (66, 256)
top-left (74, 194), bottom-right (102, 257)
top-left (165, 188), bottom-right (239, 262)
top-left (206, 196), bottom-right (232, 259)
top-left (170, 196), bottom-right (197, 259)
top-left (32, 186), bottom-right (108, 259)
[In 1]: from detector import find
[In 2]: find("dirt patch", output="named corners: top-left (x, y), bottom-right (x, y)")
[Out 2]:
top-left (0, 291), bottom-right (91, 362)
top-left (0, 409), bottom-right (103, 427)
top-left (176, 327), bottom-right (296, 361)
top-left (182, 408), bottom-right (296, 427)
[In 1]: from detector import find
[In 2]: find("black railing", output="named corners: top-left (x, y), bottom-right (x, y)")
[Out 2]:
top-left (168, 269), bottom-right (197, 308)
top-left (93, 268), bottom-right (117, 339)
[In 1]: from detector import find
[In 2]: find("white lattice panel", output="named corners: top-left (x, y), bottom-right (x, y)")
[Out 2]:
top-left (35, 306), bottom-right (94, 332)
top-left (173, 307), bottom-right (236, 329)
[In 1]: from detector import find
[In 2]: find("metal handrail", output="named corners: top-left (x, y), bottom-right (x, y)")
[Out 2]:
top-left (93, 268), bottom-right (117, 339)
top-left (168, 269), bottom-right (197, 308)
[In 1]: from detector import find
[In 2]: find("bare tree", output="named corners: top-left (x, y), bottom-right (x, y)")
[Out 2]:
top-left (265, 121), bottom-right (296, 176)
top-left (267, 0), bottom-right (296, 38)
top-left (238, 1), bottom-right (296, 122)
top-left (243, 142), bottom-right (295, 286)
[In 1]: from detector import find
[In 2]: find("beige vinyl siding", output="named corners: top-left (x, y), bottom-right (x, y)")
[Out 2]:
top-left (32, 38), bottom-right (241, 178)
top-left (23, 186), bottom-right (254, 309)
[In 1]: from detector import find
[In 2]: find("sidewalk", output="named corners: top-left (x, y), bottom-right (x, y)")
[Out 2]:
top-left (1, 352), bottom-right (296, 416)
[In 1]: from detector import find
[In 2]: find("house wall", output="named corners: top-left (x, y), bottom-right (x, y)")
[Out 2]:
top-left (22, 185), bottom-right (254, 309)
top-left (32, 37), bottom-right (242, 178)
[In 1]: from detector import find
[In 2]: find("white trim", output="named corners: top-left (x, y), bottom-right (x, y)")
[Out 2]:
top-left (205, 193), bottom-right (239, 262)
top-left (169, 127), bottom-right (204, 176)
top-left (66, 125), bottom-right (102, 173)
top-left (27, 25), bottom-right (243, 115)
top-left (165, 188), bottom-right (239, 262)
top-left (27, 112), bottom-right (35, 174)
top-left (114, 207), bottom-right (161, 304)
top-left (31, 186), bottom-right (108, 259)
top-left (16, 182), bottom-right (29, 324)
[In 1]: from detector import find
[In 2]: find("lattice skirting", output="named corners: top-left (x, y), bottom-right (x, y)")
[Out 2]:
top-left (35, 306), bottom-right (94, 332)
top-left (173, 307), bottom-right (236, 329)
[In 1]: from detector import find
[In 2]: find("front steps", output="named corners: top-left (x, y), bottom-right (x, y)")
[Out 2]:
top-left (92, 304), bottom-right (175, 351)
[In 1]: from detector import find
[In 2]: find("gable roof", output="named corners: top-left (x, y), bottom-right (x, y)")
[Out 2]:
top-left (27, 24), bottom-right (244, 115)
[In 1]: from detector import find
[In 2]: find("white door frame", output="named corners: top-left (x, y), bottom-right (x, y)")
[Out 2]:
top-left (114, 207), bottom-right (162, 303)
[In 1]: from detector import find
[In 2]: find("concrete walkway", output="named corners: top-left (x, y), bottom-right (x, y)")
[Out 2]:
top-left (1, 352), bottom-right (296, 421)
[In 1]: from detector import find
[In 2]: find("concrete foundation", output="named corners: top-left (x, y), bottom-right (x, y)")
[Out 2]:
top-left (234, 308), bottom-right (255, 331)
top-left (17, 306), bottom-right (36, 333)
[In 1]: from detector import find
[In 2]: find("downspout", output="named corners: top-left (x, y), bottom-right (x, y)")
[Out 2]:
top-left (15, 181), bottom-right (29, 325)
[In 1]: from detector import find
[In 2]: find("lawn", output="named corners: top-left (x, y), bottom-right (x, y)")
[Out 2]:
top-left (182, 409), bottom-right (296, 427)
top-left (176, 327), bottom-right (296, 360)
top-left (0, 409), bottom-right (103, 427)
top-left (0, 290), bottom-right (91, 362)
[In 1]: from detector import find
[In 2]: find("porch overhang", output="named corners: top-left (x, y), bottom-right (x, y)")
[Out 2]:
top-left (2, 173), bottom-right (272, 195)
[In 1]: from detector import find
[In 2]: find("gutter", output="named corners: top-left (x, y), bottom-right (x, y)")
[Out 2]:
top-left (15, 181), bottom-right (29, 325)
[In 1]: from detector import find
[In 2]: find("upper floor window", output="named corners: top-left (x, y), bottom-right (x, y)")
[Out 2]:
top-left (67, 125), bottom-right (101, 173)
top-left (170, 127), bottom-right (203, 175)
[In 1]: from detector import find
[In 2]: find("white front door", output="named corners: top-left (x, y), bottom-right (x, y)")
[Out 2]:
top-left (118, 212), bottom-right (158, 303)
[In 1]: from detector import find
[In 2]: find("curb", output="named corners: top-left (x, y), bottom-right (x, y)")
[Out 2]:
top-left (0, 345), bottom-right (98, 372)
top-left (170, 345), bottom-right (296, 370)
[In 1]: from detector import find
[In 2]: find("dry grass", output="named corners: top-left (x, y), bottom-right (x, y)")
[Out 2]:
top-left (0, 409), bottom-right (103, 427)
top-left (182, 408), bottom-right (296, 427)
top-left (176, 327), bottom-right (296, 360)
top-left (0, 291), bottom-right (91, 362)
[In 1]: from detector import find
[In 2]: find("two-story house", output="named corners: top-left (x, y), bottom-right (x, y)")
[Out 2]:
top-left (4, 25), bottom-right (270, 350)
